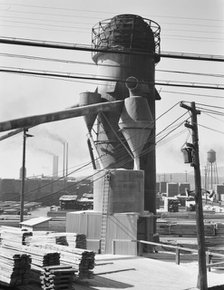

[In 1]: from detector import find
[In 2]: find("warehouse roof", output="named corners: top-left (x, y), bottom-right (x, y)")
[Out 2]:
top-left (20, 216), bottom-right (51, 226)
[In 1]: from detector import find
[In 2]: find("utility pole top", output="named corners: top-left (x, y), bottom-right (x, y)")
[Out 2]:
top-left (180, 102), bottom-right (208, 290)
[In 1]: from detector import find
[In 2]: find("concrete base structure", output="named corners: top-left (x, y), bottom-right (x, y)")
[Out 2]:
top-left (66, 211), bottom-right (155, 255)
top-left (93, 169), bottom-right (144, 214)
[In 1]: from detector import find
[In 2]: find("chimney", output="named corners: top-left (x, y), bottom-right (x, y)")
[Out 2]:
top-left (52, 155), bottom-right (59, 178)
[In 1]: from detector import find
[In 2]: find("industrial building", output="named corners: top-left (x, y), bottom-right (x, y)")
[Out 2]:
top-left (0, 177), bottom-right (92, 205)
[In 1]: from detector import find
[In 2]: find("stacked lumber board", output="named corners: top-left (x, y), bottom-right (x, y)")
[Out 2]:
top-left (0, 226), bottom-right (33, 245)
top-left (31, 265), bottom-right (76, 290)
top-left (158, 211), bottom-right (224, 220)
top-left (216, 223), bottom-right (224, 235)
top-left (2, 243), bottom-right (60, 268)
top-left (40, 265), bottom-right (76, 290)
top-left (156, 214), bottom-right (224, 251)
top-left (0, 226), bottom-right (95, 280)
top-left (0, 247), bottom-right (31, 287)
top-left (25, 232), bottom-right (87, 249)
top-left (31, 243), bottom-right (95, 279)
top-left (157, 220), bottom-right (216, 236)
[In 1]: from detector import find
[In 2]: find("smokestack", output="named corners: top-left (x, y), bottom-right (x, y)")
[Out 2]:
top-left (66, 142), bottom-right (68, 177)
top-left (63, 142), bottom-right (68, 178)
top-left (52, 155), bottom-right (59, 178)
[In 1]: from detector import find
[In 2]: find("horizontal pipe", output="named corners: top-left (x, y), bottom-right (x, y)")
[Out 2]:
top-left (0, 128), bottom-right (25, 141)
top-left (0, 36), bottom-right (154, 56)
top-left (0, 100), bottom-right (123, 132)
top-left (1, 37), bottom-right (223, 62)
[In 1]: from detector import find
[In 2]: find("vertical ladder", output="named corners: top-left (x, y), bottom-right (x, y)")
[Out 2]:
top-left (100, 171), bottom-right (111, 254)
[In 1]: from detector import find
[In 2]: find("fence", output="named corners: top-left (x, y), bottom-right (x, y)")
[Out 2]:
top-left (137, 239), bottom-right (224, 271)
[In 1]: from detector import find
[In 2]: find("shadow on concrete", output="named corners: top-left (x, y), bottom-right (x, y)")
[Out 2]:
top-left (95, 267), bottom-right (136, 276)
top-left (76, 276), bottom-right (134, 289)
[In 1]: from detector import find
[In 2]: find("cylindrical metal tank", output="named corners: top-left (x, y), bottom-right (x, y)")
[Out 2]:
top-left (90, 14), bottom-right (161, 214)
top-left (93, 169), bottom-right (144, 214)
top-left (207, 149), bottom-right (216, 163)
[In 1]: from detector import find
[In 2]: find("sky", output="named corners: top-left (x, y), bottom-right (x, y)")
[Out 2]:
top-left (0, 0), bottom-right (223, 179)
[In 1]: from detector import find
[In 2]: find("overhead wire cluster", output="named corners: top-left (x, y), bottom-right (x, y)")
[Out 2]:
top-left (23, 102), bottom-right (191, 202)
top-left (0, 4), bottom-right (223, 202)
top-left (0, 2), bottom-right (223, 42)
top-left (194, 102), bottom-right (224, 136)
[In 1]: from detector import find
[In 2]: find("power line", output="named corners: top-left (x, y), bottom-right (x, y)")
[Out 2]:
top-left (0, 36), bottom-right (155, 56)
top-left (0, 52), bottom-right (95, 66)
top-left (1, 4), bottom-right (223, 26)
top-left (1, 66), bottom-right (224, 90)
top-left (2, 18), bottom-right (224, 41)
top-left (157, 69), bottom-right (224, 78)
top-left (198, 123), bottom-right (224, 135)
top-left (156, 101), bottom-right (180, 120)
top-left (199, 108), bottom-right (224, 116)
top-left (2, 53), bottom-right (223, 82)
top-left (196, 102), bottom-right (224, 110)
top-left (1, 3), bottom-right (224, 24)
top-left (29, 112), bottom-right (188, 202)
top-left (159, 51), bottom-right (224, 62)
top-left (0, 36), bottom-right (224, 62)
top-left (2, 15), bottom-right (224, 34)
top-left (1, 18), bottom-right (90, 31)
top-left (0, 7), bottom-right (102, 20)
top-left (160, 90), bottom-right (224, 100)
top-left (2, 52), bottom-right (224, 80)
top-left (203, 112), bottom-right (224, 124)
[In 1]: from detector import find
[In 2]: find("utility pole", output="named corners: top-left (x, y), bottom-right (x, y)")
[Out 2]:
top-left (180, 101), bottom-right (207, 290)
top-left (204, 166), bottom-right (208, 204)
top-left (20, 128), bottom-right (33, 223)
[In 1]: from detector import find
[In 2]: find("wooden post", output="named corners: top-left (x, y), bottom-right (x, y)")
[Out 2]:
top-left (180, 102), bottom-right (208, 290)
top-left (138, 242), bottom-right (143, 256)
top-left (20, 129), bottom-right (27, 223)
top-left (175, 248), bottom-right (180, 265)
top-left (206, 252), bottom-right (212, 272)
top-left (112, 240), bottom-right (116, 255)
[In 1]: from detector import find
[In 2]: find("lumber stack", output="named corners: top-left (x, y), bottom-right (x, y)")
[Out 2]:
top-left (157, 220), bottom-right (216, 236)
top-left (25, 232), bottom-right (87, 249)
top-left (31, 243), bottom-right (95, 279)
top-left (170, 223), bottom-right (216, 236)
top-left (0, 226), bottom-right (33, 246)
top-left (39, 265), bottom-right (76, 290)
top-left (2, 243), bottom-right (60, 268)
top-left (216, 223), bottom-right (224, 235)
top-left (0, 247), bottom-right (31, 287)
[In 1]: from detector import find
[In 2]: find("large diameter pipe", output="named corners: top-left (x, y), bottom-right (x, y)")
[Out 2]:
top-left (0, 100), bottom-right (123, 132)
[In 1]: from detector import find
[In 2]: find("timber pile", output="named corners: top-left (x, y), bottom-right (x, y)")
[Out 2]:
top-left (0, 247), bottom-right (31, 287)
top-left (32, 243), bottom-right (95, 279)
top-left (25, 232), bottom-right (87, 249)
top-left (157, 220), bottom-right (216, 236)
top-left (40, 265), bottom-right (76, 290)
top-left (2, 243), bottom-right (60, 268)
top-left (0, 226), bottom-right (33, 245)
top-left (216, 223), bottom-right (224, 235)
top-left (157, 217), bottom-right (224, 250)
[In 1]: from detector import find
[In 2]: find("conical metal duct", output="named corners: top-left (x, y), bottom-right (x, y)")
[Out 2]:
top-left (119, 96), bottom-right (154, 169)
top-left (79, 91), bottom-right (101, 132)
